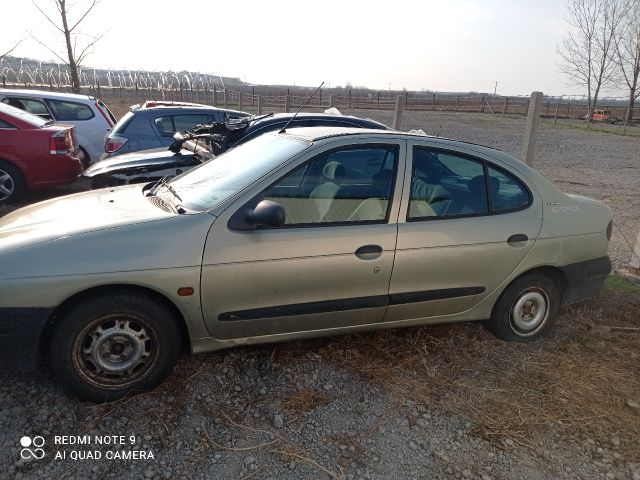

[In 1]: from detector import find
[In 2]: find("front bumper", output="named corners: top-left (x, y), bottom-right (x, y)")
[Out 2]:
top-left (560, 256), bottom-right (612, 305)
top-left (0, 308), bottom-right (52, 371)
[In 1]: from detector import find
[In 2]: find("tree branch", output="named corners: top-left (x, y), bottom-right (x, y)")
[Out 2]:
top-left (0, 38), bottom-right (26, 59)
top-left (69, 0), bottom-right (98, 32)
top-left (29, 32), bottom-right (70, 66)
top-left (31, 0), bottom-right (64, 33)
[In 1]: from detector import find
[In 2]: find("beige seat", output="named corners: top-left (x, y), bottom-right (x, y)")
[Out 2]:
top-left (309, 161), bottom-right (345, 221)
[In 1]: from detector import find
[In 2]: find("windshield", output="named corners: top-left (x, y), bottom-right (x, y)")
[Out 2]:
top-left (169, 133), bottom-right (311, 211)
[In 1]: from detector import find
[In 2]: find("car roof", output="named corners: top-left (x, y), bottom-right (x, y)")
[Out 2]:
top-left (279, 126), bottom-right (505, 156)
top-left (0, 88), bottom-right (94, 102)
top-left (247, 112), bottom-right (388, 129)
top-left (131, 105), bottom-right (248, 116)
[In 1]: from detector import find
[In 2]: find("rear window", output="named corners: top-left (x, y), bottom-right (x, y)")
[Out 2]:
top-left (97, 99), bottom-right (117, 124)
top-left (0, 118), bottom-right (17, 129)
top-left (0, 103), bottom-right (49, 127)
top-left (112, 111), bottom-right (135, 134)
top-left (46, 99), bottom-right (95, 121)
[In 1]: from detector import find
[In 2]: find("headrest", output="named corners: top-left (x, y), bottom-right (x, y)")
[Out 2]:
top-left (468, 175), bottom-right (487, 194)
top-left (323, 161), bottom-right (345, 181)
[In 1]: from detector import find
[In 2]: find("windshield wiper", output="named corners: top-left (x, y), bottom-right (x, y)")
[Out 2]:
top-left (147, 175), bottom-right (181, 201)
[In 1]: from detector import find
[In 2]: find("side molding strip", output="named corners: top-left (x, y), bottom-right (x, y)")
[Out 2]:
top-left (218, 287), bottom-right (485, 321)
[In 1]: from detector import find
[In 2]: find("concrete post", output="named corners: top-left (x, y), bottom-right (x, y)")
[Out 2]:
top-left (212, 87), bottom-right (217, 106)
top-left (631, 235), bottom-right (640, 275)
top-left (257, 95), bottom-right (263, 115)
top-left (521, 91), bottom-right (543, 166)
top-left (284, 95), bottom-right (291, 113)
top-left (392, 95), bottom-right (404, 131)
top-left (223, 89), bottom-right (228, 108)
top-left (328, 94), bottom-right (335, 108)
top-left (238, 91), bottom-right (242, 109)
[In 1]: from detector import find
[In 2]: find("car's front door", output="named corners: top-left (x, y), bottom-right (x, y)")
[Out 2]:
top-left (386, 142), bottom-right (542, 321)
top-left (200, 139), bottom-right (405, 340)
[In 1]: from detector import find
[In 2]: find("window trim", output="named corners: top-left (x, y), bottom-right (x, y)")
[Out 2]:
top-left (231, 143), bottom-right (401, 230)
top-left (406, 146), bottom-right (533, 223)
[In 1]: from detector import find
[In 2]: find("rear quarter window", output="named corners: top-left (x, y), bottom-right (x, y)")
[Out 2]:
top-left (46, 99), bottom-right (95, 121)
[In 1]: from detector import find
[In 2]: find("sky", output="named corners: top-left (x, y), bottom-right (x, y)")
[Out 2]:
top-left (0, 0), bottom-right (625, 97)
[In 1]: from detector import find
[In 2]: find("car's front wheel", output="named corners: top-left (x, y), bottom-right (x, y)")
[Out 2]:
top-left (485, 272), bottom-right (561, 341)
top-left (49, 293), bottom-right (182, 402)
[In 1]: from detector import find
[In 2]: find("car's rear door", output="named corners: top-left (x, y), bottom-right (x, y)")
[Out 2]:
top-left (386, 141), bottom-right (542, 322)
top-left (200, 137), bottom-right (406, 340)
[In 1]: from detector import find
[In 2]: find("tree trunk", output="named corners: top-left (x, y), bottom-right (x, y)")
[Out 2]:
top-left (627, 87), bottom-right (636, 123)
top-left (59, 0), bottom-right (81, 93)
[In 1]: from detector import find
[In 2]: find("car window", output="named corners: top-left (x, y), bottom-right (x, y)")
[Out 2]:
top-left (154, 116), bottom-right (175, 137)
top-left (46, 99), bottom-right (94, 121)
top-left (0, 118), bottom-right (16, 129)
top-left (173, 114), bottom-right (215, 132)
top-left (408, 147), bottom-right (488, 219)
top-left (2, 97), bottom-right (51, 118)
top-left (170, 133), bottom-right (310, 211)
top-left (487, 165), bottom-right (531, 212)
top-left (262, 145), bottom-right (398, 225)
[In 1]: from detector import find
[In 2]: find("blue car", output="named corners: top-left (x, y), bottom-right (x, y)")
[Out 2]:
top-left (102, 101), bottom-right (249, 159)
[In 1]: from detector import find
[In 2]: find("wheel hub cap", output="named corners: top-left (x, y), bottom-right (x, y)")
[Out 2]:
top-left (82, 319), bottom-right (151, 378)
top-left (511, 290), bottom-right (548, 334)
top-left (0, 169), bottom-right (15, 201)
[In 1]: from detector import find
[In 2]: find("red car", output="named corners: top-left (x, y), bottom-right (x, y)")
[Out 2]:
top-left (0, 102), bottom-right (84, 203)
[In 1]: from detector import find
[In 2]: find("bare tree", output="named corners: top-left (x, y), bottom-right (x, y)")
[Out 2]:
top-left (0, 39), bottom-right (26, 60)
top-left (560, 0), bottom-right (626, 125)
top-left (615, 0), bottom-right (640, 123)
top-left (31, 0), bottom-right (103, 93)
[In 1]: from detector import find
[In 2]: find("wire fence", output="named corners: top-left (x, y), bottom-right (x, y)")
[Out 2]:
top-left (3, 81), bottom-right (638, 122)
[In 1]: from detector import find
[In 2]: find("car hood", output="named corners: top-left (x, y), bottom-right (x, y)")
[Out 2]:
top-left (84, 148), bottom-right (196, 177)
top-left (0, 185), bottom-right (174, 253)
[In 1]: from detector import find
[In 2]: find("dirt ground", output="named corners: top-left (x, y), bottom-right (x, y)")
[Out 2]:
top-left (1, 108), bottom-right (639, 480)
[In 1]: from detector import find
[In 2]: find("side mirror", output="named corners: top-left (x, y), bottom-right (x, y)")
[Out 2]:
top-left (245, 200), bottom-right (286, 229)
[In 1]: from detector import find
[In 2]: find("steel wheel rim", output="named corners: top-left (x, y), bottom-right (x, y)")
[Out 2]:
top-left (509, 288), bottom-right (549, 336)
top-left (72, 313), bottom-right (159, 389)
top-left (0, 169), bottom-right (15, 201)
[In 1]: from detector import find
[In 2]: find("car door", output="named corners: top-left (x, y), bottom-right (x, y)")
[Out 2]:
top-left (200, 138), bottom-right (406, 340)
top-left (386, 142), bottom-right (542, 322)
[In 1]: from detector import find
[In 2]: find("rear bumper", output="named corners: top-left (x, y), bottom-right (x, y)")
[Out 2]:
top-left (560, 256), bottom-right (611, 305)
top-left (29, 150), bottom-right (84, 190)
top-left (0, 308), bottom-right (52, 371)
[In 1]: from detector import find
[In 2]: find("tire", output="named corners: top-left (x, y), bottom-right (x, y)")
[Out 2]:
top-left (0, 161), bottom-right (26, 204)
top-left (79, 147), bottom-right (91, 169)
top-left (49, 293), bottom-right (182, 402)
top-left (485, 272), bottom-right (561, 342)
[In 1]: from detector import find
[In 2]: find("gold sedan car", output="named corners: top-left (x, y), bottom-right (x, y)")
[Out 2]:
top-left (0, 128), bottom-right (612, 401)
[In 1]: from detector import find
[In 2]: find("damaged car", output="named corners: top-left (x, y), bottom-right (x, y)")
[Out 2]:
top-left (0, 127), bottom-right (612, 401)
top-left (83, 112), bottom-right (389, 187)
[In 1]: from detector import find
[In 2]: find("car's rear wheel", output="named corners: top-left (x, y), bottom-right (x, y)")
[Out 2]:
top-left (0, 161), bottom-right (26, 204)
top-left (485, 272), bottom-right (561, 341)
top-left (49, 293), bottom-right (182, 402)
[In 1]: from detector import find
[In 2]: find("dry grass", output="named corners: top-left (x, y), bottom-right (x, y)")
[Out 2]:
top-left (307, 286), bottom-right (640, 458)
top-left (283, 388), bottom-right (331, 414)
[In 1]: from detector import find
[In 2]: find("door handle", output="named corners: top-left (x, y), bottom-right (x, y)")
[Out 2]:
top-left (507, 234), bottom-right (528, 245)
top-left (355, 244), bottom-right (383, 260)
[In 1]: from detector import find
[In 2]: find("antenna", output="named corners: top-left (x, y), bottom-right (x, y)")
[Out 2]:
top-left (279, 81), bottom-right (325, 134)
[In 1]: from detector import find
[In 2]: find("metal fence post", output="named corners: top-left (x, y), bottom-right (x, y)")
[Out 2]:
top-left (223, 89), bottom-right (228, 108)
top-left (257, 95), bottom-right (263, 115)
top-left (521, 91), bottom-right (543, 166)
top-left (284, 95), bottom-right (291, 113)
top-left (392, 95), bottom-right (404, 130)
top-left (238, 91), bottom-right (242, 109)
top-left (212, 86), bottom-right (217, 106)
top-left (503, 97), bottom-right (508, 114)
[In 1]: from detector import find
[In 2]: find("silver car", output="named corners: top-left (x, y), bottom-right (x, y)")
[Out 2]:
top-left (0, 128), bottom-right (612, 401)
